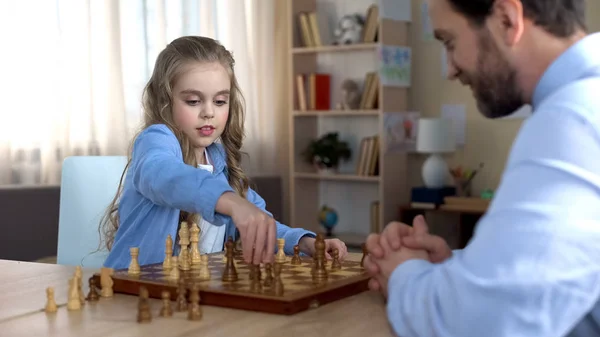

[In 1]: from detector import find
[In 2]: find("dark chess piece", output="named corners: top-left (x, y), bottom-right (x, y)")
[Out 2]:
top-left (250, 265), bottom-right (263, 293)
top-left (159, 290), bottom-right (173, 317)
top-left (263, 263), bottom-right (274, 287)
top-left (187, 284), bottom-right (202, 321)
top-left (176, 278), bottom-right (187, 311)
top-left (273, 263), bottom-right (284, 296)
top-left (137, 286), bottom-right (152, 323)
top-left (290, 245), bottom-right (302, 265)
top-left (331, 248), bottom-right (342, 270)
top-left (86, 277), bottom-right (100, 302)
top-left (312, 234), bottom-right (328, 284)
top-left (361, 243), bottom-right (367, 267)
top-left (222, 239), bottom-right (238, 282)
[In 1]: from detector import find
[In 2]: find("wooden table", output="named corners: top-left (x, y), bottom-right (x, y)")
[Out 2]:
top-left (0, 260), bottom-right (396, 337)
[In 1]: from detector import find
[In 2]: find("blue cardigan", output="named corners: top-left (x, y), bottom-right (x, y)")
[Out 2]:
top-left (103, 124), bottom-right (315, 269)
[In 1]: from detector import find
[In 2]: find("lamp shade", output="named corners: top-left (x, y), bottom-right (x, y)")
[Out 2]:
top-left (416, 118), bottom-right (456, 153)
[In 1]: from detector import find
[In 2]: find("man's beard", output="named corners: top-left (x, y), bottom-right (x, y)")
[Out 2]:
top-left (468, 31), bottom-right (525, 119)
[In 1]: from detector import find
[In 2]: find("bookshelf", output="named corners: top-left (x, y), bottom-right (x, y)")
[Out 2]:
top-left (287, 0), bottom-right (411, 247)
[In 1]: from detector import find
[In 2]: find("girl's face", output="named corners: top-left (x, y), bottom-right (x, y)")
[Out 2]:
top-left (172, 61), bottom-right (231, 159)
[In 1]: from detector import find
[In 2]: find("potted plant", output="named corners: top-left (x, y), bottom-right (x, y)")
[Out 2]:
top-left (303, 132), bottom-right (351, 174)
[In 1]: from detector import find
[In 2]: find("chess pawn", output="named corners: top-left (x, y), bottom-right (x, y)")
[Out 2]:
top-left (290, 245), bottom-right (301, 265)
top-left (100, 267), bottom-right (114, 297)
top-left (198, 255), bottom-right (211, 280)
top-left (67, 278), bottom-right (81, 311)
top-left (275, 238), bottom-right (286, 264)
top-left (222, 240), bottom-right (238, 282)
top-left (187, 284), bottom-right (203, 321)
top-left (273, 263), bottom-right (284, 296)
top-left (361, 243), bottom-right (367, 267)
top-left (189, 222), bottom-right (201, 265)
top-left (128, 247), bottom-right (141, 276)
top-left (45, 287), bottom-right (57, 313)
top-left (331, 248), bottom-right (342, 270)
top-left (86, 277), bottom-right (100, 302)
top-left (176, 278), bottom-right (188, 311)
top-left (168, 256), bottom-right (180, 280)
top-left (137, 286), bottom-right (152, 323)
top-left (159, 290), bottom-right (173, 317)
top-left (74, 266), bottom-right (85, 304)
top-left (163, 234), bottom-right (173, 270)
top-left (263, 263), bottom-right (274, 287)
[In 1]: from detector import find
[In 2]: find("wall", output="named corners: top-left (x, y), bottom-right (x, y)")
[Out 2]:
top-left (408, 0), bottom-right (600, 195)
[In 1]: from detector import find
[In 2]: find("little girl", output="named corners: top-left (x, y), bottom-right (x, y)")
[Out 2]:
top-left (100, 36), bottom-right (348, 269)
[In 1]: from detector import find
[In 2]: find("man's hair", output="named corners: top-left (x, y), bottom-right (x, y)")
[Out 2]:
top-left (448, 0), bottom-right (587, 37)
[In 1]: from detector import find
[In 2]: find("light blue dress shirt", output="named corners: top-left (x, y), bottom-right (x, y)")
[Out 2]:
top-left (387, 33), bottom-right (600, 337)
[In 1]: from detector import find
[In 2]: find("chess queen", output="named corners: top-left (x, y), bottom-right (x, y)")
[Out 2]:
top-left (98, 36), bottom-right (348, 269)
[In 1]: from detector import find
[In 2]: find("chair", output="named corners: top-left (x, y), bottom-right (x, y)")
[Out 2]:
top-left (57, 156), bottom-right (128, 268)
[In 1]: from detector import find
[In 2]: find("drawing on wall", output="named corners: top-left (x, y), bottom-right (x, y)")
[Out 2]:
top-left (377, 45), bottom-right (411, 87)
top-left (383, 111), bottom-right (420, 153)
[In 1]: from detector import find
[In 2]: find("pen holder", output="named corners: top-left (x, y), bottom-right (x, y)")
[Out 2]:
top-left (453, 176), bottom-right (472, 197)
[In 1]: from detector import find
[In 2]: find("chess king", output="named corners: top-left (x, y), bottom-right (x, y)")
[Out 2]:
top-left (98, 36), bottom-right (349, 269)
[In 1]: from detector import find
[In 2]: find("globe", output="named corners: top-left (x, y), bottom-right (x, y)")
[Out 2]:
top-left (318, 205), bottom-right (338, 237)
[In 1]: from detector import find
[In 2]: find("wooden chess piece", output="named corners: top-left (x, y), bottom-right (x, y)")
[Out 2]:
top-left (273, 263), bottom-right (284, 296)
top-left (222, 239), bottom-right (238, 282)
top-left (290, 245), bottom-right (301, 265)
top-left (128, 247), bottom-right (141, 276)
top-left (45, 287), bottom-right (57, 313)
top-left (198, 254), bottom-right (211, 280)
top-left (159, 290), bottom-right (173, 317)
top-left (250, 265), bottom-right (262, 293)
top-left (100, 267), bottom-right (114, 297)
top-left (331, 248), bottom-right (342, 270)
top-left (178, 222), bottom-right (191, 271)
top-left (163, 234), bottom-right (173, 270)
top-left (176, 278), bottom-right (188, 311)
top-left (74, 266), bottom-right (85, 305)
top-left (168, 256), bottom-right (180, 280)
top-left (312, 234), bottom-right (328, 284)
top-left (275, 238), bottom-right (286, 263)
top-left (86, 277), bottom-right (100, 302)
top-left (190, 222), bottom-right (201, 266)
top-left (263, 263), bottom-right (274, 287)
top-left (67, 277), bottom-right (81, 311)
top-left (187, 284), bottom-right (202, 321)
top-left (361, 243), bottom-right (367, 267)
top-left (137, 286), bottom-right (152, 323)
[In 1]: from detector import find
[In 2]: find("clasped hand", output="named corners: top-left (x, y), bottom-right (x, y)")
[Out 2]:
top-left (364, 215), bottom-right (452, 297)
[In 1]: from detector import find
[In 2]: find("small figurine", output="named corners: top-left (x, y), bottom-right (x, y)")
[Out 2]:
top-left (336, 79), bottom-right (361, 110)
top-left (333, 14), bottom-right (365, 45)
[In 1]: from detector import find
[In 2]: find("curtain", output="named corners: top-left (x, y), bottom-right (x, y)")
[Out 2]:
top-left (0, 0), bottom-right (279, 186)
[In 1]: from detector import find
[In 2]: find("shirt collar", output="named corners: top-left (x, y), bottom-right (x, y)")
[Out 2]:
top-left (532, 32), bottom-right (600, 108)
top-left (205, 142), bottom-right (227, 174)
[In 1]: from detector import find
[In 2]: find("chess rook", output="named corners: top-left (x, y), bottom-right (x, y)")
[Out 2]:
top-left (222, 239), bottom-right (238, 282)
top-left (190, 222), bottom-right (201, 265)
top-left (178, 222), bottom-right (191, 271)
top-left (128, 247), bottom-right (141, 275)
top-left (275, 238), bottom-right (286, 263)
top-left (163, 234), bottom-right (173, 270)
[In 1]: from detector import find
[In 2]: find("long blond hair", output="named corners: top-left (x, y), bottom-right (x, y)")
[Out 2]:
top-left (98, 36), bottom-right (249, 251)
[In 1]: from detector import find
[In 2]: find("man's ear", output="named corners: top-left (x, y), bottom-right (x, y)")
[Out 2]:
top-left (491, 0), bottom-right (524, 46)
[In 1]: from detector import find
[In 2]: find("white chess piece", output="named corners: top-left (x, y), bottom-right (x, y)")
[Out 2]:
top-left (275, 238), bottom-right (286, 263)
top-left (198, 255), bottom-right (211, 280)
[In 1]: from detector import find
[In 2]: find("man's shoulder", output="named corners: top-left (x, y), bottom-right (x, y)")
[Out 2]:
top-left (538, 76), bottom-right (600, 126)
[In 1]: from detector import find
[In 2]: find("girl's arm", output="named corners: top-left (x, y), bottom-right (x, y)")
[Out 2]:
top-left (130, 124), bottom-right (234, 225)
top-left (246, 187), bottom-right (316, 255)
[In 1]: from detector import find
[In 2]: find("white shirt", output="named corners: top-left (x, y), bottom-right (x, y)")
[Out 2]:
top-left (197, 151), bottom-right (226, 254)
top-left (386, 33), bottom-right (600, 337)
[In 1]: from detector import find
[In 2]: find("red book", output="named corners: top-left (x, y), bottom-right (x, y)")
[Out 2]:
top-left (310, 73), bottom-right (331, 110)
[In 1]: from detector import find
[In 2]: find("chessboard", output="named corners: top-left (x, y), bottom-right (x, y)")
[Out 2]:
top-left (91, 249), bottom-right (369, 315)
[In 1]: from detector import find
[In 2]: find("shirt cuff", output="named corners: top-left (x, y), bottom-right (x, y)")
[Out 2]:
top-left (283, 229), bottom-right (315, 255)
top-left (388, 258), bottom-right (434, 293)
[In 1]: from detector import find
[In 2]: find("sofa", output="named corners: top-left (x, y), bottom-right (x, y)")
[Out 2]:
top-left (0, 176), bottom-right (283, 262)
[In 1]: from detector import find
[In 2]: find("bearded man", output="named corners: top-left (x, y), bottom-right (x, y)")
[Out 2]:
top-left (364, 1), bottom-right (600, 336)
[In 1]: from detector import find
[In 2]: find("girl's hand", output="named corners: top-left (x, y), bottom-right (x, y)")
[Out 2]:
top-left (298, 236), bottom-right (349, 261)
top-left (218, 192), bottom-right (276, 264)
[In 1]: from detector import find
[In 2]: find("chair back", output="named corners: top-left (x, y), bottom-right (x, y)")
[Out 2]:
top-left (57, 156), bottom-right (128, 268)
